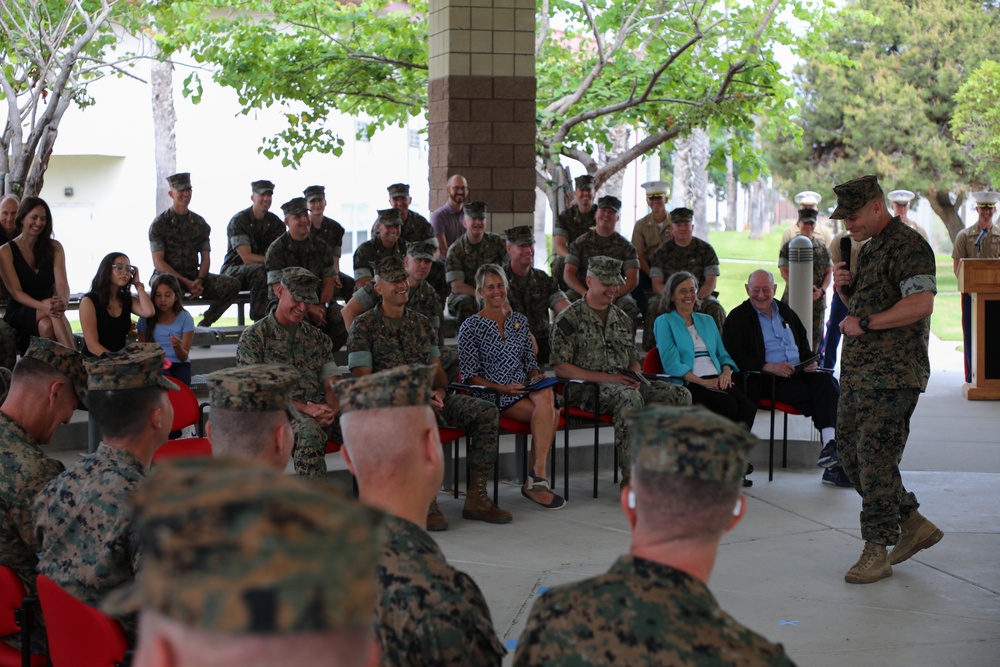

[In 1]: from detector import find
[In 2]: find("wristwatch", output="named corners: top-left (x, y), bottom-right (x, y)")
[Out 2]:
top-left (859, 316), bottom-right (870, 333)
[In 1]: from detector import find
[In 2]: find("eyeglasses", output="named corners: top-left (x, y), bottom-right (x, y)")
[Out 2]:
top-left (112, 263), bottom-right (134, 274)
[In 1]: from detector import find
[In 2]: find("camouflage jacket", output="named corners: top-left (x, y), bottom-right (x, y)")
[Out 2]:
top-left (312, 215), bottom-right (347, 258)
top-left (237, 312), bottom-right (338, 405)
top-left (649, 237), bottom-right (721, 283)
top-left (351, 280), bottom-right (441, 329)
top-left (778, 236), bottom-right (833, 292)
top-left (0, 413), bottom-right (64, 594)
top-left (220, 207), bottom-right (285, 273)
top-left (513, 555), bottom-right (795, 667)
top-left (347, 308), bottom-right (439, 372)
top-left (33, 443), bottom-right (145, 612)
top-left (445, 233), bottom-right (508, 287)
top-left (353, 237), bottom-right (406, 281)
top-left (376, 514), bottom-right (505, 667)
top-left (504, 263), bottom-right (566, 339)
top-left (264, 233), bottom-right (336, 293)
top-left (566, 231), bottom-right (640, 284)
top-left (148, 208), bottom-right (212, 280)
top-left (554, 205), bottom-right (595, 241)
top-left (842, 217), bottom-right (936, 391)
top-left (370, 210), bottom-right (436, 246)
top-left (550, 298), bottom-right (638, 373)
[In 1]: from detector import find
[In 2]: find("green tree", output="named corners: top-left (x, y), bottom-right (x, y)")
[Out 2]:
top-left (155, 0), bottom-right (819, 216)
top-left (766, 0), bottom-right (1000, 241)
top-left (0, 0), bottom-right (148, 196)
top-left (952, 60), bottom-right (1000, 187)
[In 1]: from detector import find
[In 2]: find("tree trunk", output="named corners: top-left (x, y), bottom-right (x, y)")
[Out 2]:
top-left (671, 135), bottom-right (690, 213)
top-left (689, 129), bottom-right (709, 241)
top-left (926, 185), bottom-right (965, 242)
top-left (726, 149), bottom-right (738, 232)
top-left (596, 125), bottom-right (631, 203)
top-left (151, 54), bottom-right (178, 214)
top-left (749, 176), bottom-right (766, 240)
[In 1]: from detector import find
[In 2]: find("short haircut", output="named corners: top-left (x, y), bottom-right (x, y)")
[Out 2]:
top-left (87, 386), bottom-right (166, 438)
top-left (208, 408), bottom-right (289, 458)
top-left (11, 356), bottom-right (66, 388)
top-left (634, 468), bottom-right (739, 541)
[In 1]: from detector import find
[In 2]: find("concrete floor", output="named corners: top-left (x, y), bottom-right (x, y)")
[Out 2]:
top-left (429, 336), bottom-right (1000, 667)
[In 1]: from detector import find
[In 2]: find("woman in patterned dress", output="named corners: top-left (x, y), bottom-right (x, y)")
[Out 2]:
top-left (457, 264), bottom-right (565, 510)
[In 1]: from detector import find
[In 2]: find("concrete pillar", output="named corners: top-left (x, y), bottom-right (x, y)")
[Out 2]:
top-left (427, 0), bottom-right (536, 234)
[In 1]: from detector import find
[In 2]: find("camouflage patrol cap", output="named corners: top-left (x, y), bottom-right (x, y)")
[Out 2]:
top-left (103, 457), bottom-right (385, 634)
top-left (302, 185), bottom-right (326, 202)
top-left (670, 207), bottom-right (694, 224)
top-left (798, 208), bottom-right (818, 224)
top-left (406, 240), bottom-right (436, 260)
top-left (376, 208), bottom-right (402, 227)
top-left (463, 202), bottom-right (488, 219)
top-left (629, 405), bottom-right (755, 486)
top-left (84, 343), bottom-right (177, 392)
top-left (586, 256), bottom-right (625, 286)
top-left (333, 364), bottom-right (435, 414)
top-left (24, 337), bottom-right (89, 408)
top-left (206, 365), bottom-right (296, 412)
top-left (374, 255), bottom-right (408, 283)
top-left (279, 267), bottom-right (320, 304)
top-left (829, 174), bottom-right (882, 220)
top-left (251, 180), bottom-right (275, 195)
top-left (574, 174), bottom-right (595, 190)
top-left (280, 197), bottom-right (308, 217)
top-left (166, 172), bottom-right (192, 191)
top-left (505, 225), bottom-right (534, 246)
top-left (597, 195), bottom-right (621, 212)
top-left (387, 183), bottom-right (410, 198)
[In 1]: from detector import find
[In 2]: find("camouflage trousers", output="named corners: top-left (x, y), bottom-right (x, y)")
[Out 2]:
top-left (223, 263), bottom-right (269, 321)
top-left (442, 393), bottom-right (499, 474)
top-left (191, 272), bottom-right (241, 327)
top-left (642, 296), bottom-right (726, 351)
top-left (837, 387), bottom-right (921, 545)
top-left (446, 293), bottom-right (477, 329)
top-left (291, 414), bottom-right (334, 480)
top-left (0, 319), bottom-right (15, 370)
top-left (321, 302), bottom-right (348, 352)
top-left (566, 380), bottom-right (692, 471)
top-left (440, 346), bottom-right (460, 385)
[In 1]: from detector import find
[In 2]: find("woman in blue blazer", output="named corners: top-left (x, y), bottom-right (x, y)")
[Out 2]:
top-left (653, 271), bottom-right (756, 429)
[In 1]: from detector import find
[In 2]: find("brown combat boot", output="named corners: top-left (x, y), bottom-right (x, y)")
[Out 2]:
top-left (889, 510), bottom-right (943, 565)
top-left (844, 542), bottom-right (892, 584)
top-left (426, 499), bottom-right (448, 532)
top-left (462, 470), bottom-right (513, 524)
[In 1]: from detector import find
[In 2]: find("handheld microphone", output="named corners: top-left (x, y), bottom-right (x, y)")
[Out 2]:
top-left (840, 236), bottom-right (852, 272)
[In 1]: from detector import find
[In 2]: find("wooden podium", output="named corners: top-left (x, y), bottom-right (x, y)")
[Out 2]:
top-left (958, 259), bottom-right (1000, 400)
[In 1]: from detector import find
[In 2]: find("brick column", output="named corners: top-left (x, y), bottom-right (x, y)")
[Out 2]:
top-left (427, 0), bottom-right (536, 233)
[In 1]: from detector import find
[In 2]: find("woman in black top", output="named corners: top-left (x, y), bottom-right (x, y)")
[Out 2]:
top-left (80, 252), bottom-right (154, 356)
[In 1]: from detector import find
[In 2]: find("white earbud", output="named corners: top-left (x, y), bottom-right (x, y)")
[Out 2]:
top-left (733, 496), bottom-right (743, 517)
top-left (627, 489), bottom-right (637, 509)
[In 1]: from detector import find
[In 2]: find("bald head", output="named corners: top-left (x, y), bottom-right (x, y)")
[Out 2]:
top-left (445, 174), bottom-right (468, 209)
top-left (0, 195), bottom-right (19, 236)
top-left (745, 269), bottom-right (777, 314)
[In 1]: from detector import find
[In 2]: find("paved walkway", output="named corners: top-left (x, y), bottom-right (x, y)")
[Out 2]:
top-left (429, 336), bottom-right (1000, 666)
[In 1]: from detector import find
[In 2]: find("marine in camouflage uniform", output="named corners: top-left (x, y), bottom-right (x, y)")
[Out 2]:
top-left (504, 226), bottom-right (569, 365)
top-left (551, 257), bottom-right (691, 478)
top-left (644, 210), bottom-right (725, 349)
top-left (0, 323), bottom-right (16, 372)
top-left (33, 344), bottom-right (178, 640)
top-left (149, 172), bottom-right (240, 327)
top-left (831, 175), bottom-right (941, 583)
top-left (265, 197), bottom-right (347, 350)
top-left (778, 213), bottom-right (833, 353)
top-left (552, 174), bottom-right (597, 292)
top-left (237, 268), bottom-right (340, 480)
top-left (444, 202), bottom-right (508, 326)
top-left (304, 184), bottom-right (356, 300)
top-left (353, 208), bottom-right (407, 286)
top-left (102, 458), bottom-right (385, 655)
top-left (333, 365), bottom-right (505, 662)
top-left (220, 180), bottom-right (286, 321)
top-left (514, 405), bottom-right (794, 667)
top-left (0, 338), bottom-right (86, 652)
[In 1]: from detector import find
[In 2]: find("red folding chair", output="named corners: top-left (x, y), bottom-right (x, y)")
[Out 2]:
top-left (35, 575), bottom-right (130, 667)
top-left (0, 566), bottom-right (46, 667)
top-left (744, 371), bottom-right (808, 482)
top-left (152, 437), bottom-right (213, 464)
top-left (166, 377), bottom-right (208, 436)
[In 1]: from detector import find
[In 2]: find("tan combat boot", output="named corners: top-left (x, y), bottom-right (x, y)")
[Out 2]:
top-left (462, 469), bottom-right (513, 524)
top-left (889, 510), bottom-right (943, 565)
top-left (844, 542), bottom-right (892, 584)
top-left (426, 499), bottom-right (448, 532)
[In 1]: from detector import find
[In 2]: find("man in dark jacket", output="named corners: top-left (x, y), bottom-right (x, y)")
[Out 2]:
top-left (722, 269), bottom-right (848, 486)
